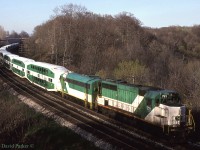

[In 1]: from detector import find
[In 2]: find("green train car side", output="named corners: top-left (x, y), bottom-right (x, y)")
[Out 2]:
top-left (26, 62), bottom-right (70, 91)
top-left (12, 57), bottom-right (35, 78)
top-left (98, 80), bottom-right (144, 112)
top-left (61, 74), bottom-right (195, 134)
top-left (98, 79), bottom-right (195, 134)
top-left (3, 54), bottom-right (19, 70)
top-left (60, 73), bottom-right (100, 109)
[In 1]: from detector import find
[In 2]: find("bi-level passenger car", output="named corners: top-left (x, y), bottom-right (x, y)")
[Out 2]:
top-left (26, 62), bottom-right (71, 91)
top-left (3, 54), bottom-right (19, 70)
top-left (12, 56), bottom-right (35, 78)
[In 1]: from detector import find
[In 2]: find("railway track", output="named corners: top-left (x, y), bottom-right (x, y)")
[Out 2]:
top-left (0, 67), bottom-right (198, 150)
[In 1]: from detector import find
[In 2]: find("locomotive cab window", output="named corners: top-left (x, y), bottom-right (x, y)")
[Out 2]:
top-left (161, 93), bottom-right (181, 106)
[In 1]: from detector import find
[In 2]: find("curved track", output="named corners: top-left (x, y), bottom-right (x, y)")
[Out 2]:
top-left (0, 67), bottom-right (198, 150)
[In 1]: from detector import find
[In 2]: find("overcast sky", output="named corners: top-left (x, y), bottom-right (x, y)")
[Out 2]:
top-left (0, 0), bottom-right (200, 34)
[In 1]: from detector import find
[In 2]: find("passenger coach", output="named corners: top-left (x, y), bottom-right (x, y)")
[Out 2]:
top-left (0, 51), bottom-right (11, 65)
top-left (3, 54), bottom-right (19, 70)
top-left (26, 62), bottom-right (70, 91)
top-left (12, 57), bottom-right (35, 78)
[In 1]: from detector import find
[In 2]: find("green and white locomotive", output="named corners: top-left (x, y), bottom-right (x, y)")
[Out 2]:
top-left (97, 79), bottom-right (195, 134)
top-left (60, 73), bottom-right (100, 109)
top-left (59, 73), bottom-right (195, 134)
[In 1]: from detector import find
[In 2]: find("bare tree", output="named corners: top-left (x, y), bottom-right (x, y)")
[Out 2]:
top-left (19, 31), bottom-right (29, 38)
top-left (0, 25), bottom-right (6, 39)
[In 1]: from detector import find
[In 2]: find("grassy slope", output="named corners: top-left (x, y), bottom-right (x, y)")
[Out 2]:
top-left (0, 87), bottom-right (99, 150)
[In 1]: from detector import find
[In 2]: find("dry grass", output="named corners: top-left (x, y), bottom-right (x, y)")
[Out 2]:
top-left (0, 80), bottom-right (99, 149)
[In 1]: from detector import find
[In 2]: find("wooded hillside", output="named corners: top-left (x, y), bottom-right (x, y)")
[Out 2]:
top-left (20, 4), bottom-right (200, 110)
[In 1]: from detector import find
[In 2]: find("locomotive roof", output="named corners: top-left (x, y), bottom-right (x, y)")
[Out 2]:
top-left (103, 78), bottom-right (161, 91)
top-left (66, 73), bottom-right (100, 83)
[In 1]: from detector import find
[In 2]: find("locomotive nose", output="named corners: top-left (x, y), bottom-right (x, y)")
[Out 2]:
top-left (180, 106), bottom-right (186, 122)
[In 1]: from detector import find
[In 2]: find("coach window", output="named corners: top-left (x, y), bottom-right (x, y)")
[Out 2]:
top-left (27, 71), bottom-right (30, 74)
top-left (48, 78), bottom-right (52, 82)
top-left (22, 69), bottom-right (24, 72)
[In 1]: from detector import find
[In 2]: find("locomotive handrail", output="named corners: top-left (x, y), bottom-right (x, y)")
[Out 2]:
top-left (186, 113), bottom-right (195, 131)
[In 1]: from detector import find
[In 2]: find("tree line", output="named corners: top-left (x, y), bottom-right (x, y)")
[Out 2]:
top-left (0, 26), bottom-right (29, 40)
top-left (1, 4), bottom-right (200, 110)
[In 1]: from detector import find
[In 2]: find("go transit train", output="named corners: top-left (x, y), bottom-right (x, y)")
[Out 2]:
top-left (0, 44), bottom-right (195, 136)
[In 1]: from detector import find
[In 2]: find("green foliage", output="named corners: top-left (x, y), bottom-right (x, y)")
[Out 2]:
top-left (114, 60), bottom-right (149, 84)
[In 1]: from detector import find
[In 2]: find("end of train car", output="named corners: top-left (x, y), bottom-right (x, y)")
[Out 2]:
top-left (141, 89), bottom-right (195, 135)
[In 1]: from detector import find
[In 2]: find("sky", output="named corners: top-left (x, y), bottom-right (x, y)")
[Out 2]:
top-left (0, 0), bottom-right (200, 34)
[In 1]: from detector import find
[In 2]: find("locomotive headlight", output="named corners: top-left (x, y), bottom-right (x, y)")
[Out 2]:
top-left (175, 116), bottom-right (180, 121)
